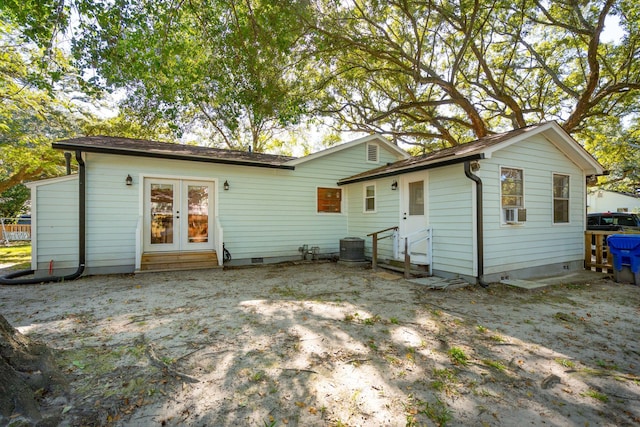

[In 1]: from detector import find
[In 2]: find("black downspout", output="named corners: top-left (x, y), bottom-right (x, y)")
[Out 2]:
top-left (0, 150), bottom-right (86, 285)
top-left (64, 152), bottom-right (72, 175)
top-left (464, 161), bottom-right (489, 288)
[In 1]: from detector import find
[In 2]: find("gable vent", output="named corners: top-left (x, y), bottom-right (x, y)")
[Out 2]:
top-left (367, 143), bottom-right (379, 163)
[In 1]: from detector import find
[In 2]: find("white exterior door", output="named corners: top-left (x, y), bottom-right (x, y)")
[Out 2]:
top-left (399, 172), bottom-right (429, 264)
top-left (144, 179), bottom-right (214, 252)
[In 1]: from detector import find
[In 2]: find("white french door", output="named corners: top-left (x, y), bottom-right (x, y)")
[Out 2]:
top-left (144, 179), bottom-right (214, 252)
top-left (399, 172), bottom-right (429, 264)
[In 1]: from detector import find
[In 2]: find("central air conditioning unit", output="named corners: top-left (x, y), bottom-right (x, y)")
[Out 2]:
top-left (504, 208), bottom-right (527, 224)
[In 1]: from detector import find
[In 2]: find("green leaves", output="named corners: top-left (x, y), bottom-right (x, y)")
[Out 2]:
top-left (308, 0), bottom-right (640, 148)
top-left (2, 0), bottom-right (639, 191)
top-left (70, 0), bottom-right (310, 151)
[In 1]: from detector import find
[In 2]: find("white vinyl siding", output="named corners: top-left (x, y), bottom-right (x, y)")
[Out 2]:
top-left (346, 177), bottom-right (400, 260)
top-left (218, 143), bottom-right (400, 261)
top-left (480, 134), bottom-right (585, 275)
top-left (29, 140), bottom-right (406, 274)
top-left (428, 165), bottom-right (475, 277)
top-left (30, 176), bottom-right (79, 272)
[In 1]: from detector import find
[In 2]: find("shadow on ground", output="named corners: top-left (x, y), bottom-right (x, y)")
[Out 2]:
top-left (0, 262), bottom-right (638, 426)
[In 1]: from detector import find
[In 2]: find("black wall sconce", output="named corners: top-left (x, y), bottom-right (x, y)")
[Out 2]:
top-left (223, 180), bottom-right (230, 191)
top-left (391, 180), bottom-right (398, 190)
top-left (126, 174), bottom-right (133, 186)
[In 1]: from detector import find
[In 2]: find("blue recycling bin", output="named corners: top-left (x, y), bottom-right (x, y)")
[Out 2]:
top-left (606, 234), bottom-right (640, 285)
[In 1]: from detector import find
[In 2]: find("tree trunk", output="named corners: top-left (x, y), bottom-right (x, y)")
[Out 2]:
top-left (0, 314), bottom-right (68, 425)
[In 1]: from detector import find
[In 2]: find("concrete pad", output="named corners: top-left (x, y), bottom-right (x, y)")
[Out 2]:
top-left (501, 279), bottom-right (550, 290)
top-left (408, 276), bottom-right (469, 290)
top-left (500, 270), bottom-right (611, 290)
top-left (374, 271), bottom-right (402, 281)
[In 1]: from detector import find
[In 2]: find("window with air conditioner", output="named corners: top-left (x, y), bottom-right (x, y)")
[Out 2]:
top-left (501, 167), bottom-right (526, 224)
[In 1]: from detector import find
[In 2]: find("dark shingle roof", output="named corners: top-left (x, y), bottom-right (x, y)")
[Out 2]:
top-left (338, 122), bottom-right (598, 184)
top-left (53, 136), bottom-right (297, 169)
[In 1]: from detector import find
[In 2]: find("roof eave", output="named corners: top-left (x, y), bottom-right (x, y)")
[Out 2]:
top-left (52, 143), bottom-right (296, 170)
top-left (338, 153), bottom-right (484, 185)
top-left (481, 122), bottom-right (605, 175)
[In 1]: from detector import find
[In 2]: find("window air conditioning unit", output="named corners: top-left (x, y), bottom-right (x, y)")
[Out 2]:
top-left (504, 208), bottom-right (526, 224)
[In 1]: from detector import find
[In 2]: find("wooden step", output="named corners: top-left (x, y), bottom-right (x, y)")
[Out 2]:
top-left (376, 261), bottom-right (431, 278)
top-left (140, 251), bottom-right (220, 272)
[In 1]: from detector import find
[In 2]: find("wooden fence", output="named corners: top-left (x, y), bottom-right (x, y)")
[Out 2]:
top-left (1, 223), bottom-right (31, 242)
top-left (584, 230), bottom-right (640, 273)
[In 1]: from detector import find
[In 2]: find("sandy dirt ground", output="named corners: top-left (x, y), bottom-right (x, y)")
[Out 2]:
top-left (1, 261), bottom-right (639, 426)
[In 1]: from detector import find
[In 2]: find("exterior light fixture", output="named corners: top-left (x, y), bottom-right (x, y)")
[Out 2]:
top-left (391, 180), bottom-right (398, 190)
top-left (224, 180), bottom-right (230, 191)
top-left (126, 174), bottom-right (133, 186)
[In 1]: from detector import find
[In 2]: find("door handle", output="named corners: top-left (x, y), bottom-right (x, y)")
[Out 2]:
top-left (403, 212), bottom-right (407, 220)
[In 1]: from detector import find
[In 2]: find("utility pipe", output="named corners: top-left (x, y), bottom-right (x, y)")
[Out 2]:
top-left (464, 161), bottom-right (489, 288)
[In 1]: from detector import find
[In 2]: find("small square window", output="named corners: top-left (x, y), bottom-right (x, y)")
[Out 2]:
top-left (317, 187), bottom-right (342, 213)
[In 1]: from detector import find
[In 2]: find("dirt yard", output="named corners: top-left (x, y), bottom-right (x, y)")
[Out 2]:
top-left (1, 261), bottom-right (639, 426)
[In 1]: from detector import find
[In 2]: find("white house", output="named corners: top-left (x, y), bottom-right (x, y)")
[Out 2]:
top-left (25, 134), bottom-right (408, 277)
top-left (339, 122), bottom-right (604, 283)
top-left (587, 189), bottom-right (640, 213)
top-left (16, 121), bottom-right (604, 285)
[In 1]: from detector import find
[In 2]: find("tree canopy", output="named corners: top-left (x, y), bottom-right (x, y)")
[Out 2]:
top-left (71, 0), bottom-right (311, 152)
top-left (307, 0), bottom-right (640, 149)
top-left (1, 0), bottom-right (640, 189)
top-left (0, 19), bottom-right (76, 193)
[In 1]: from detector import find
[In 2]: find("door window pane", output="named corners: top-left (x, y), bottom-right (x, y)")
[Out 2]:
top-left (150, 184), bottom-right (174, 244)
top-left (188, 185), bottom-right (209, 243)
top-left (409, 181), bottom-right (424, 215)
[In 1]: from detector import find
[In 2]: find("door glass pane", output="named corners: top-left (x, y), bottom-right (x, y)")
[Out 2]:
top-left (150, 184), bottom-right (174, 244)
top-left (409, 181), bottom-right (424, 215)
top-left (188, 185), bottom-right (209, 243)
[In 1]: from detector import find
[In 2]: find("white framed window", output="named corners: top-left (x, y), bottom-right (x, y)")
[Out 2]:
top-left (553, 173), bottom-right (570, 223)
top-left (317, 187), bottom-right (342, 213)
top-left (364, 184), bottom-right (376, 212)
top-left (501, 167), bottom-right (525, 224)
top-left (366, 142), bottom-right (379, 163)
